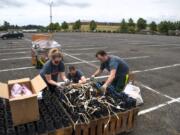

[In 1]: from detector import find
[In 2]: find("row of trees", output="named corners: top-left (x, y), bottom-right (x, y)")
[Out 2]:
top-left (50, 18), bottom-right (180, 35)
top-left (47, 20), bottom-right (97, 31)
top-left (120, 18), bottom-right (180, 34)
top-left (1, 18), bottom-right (180, 35)
top-left (0, 21), bottom-right (46, 31)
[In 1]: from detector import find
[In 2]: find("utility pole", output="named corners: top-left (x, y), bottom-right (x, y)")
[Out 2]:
top-left (49, 0), bottom-right (53, 32)
top-left (49, 0), bottom-right (54, 40)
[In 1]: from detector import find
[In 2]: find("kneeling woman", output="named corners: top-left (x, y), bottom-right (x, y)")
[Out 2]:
top-left (40, 48), bottom-right (69, 92)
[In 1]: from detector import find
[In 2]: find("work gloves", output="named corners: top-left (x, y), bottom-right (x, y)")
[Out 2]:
top-left (90, 75), bottom-right (95, 82)
top-left (100, 84), bottom-right (108, 95)
top-left (56, 79), bottom-right (70, 88)
top-left (57, 82), bottom-right (64, 88)
top-left (64, 79), bottom-right (71, 86)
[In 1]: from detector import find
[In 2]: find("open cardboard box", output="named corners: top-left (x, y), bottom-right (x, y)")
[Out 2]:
top-left (0, 75), bottom-right (47, 126)
top-left (32, 34), bottom-right (50, 41)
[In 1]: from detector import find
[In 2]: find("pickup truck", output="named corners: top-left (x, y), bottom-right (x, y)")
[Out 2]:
top-left (0, 32), bottom-right (24, 39)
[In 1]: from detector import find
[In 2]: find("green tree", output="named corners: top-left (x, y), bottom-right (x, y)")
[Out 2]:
top-left (137, 18), bottom-right (147, 31)
top-left (73, 20), bottom-right (81, 30)
top-left (128, 18), bottom-right (136, 33)
top-left (120, 19), bottom-right (128, 33)
top-left (47, 22), bottom-right (61, 31)
top-left (168, 21), bottom-right (176, 30)
top-left (3, 21), bottom-right (10, 30)
top-left (128, 26), bottom-right (136, 33)
top-left (128, 18), bottom-right (135, 27)
top-left (89, 20), bottom-right (97, 31)
top-left (158, 21), bottom-right (176, 34)
top-left (158, 21), bottom-right (169, 34)
top-left (47, 23), bottom-right (53, 31)
top-left (175, 21), bottom-right (180, 30)
top-left (61, 21), bottom-right (69, 30)
top-left (54, 22), bottom-right (61, 31)
top-left (149, 21), bottom-right (157, 32)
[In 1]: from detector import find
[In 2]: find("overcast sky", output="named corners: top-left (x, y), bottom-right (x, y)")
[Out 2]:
top-left (0, 0), bottom-right (180, 26)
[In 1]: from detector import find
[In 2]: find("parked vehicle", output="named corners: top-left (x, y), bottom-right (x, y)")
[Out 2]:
top-left (31, 34), bottom-right (62, 69)
top-left (0, 31), bottom-right (24, 39)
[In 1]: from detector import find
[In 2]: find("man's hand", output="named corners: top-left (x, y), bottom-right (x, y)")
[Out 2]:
top-left (100, 84), bottom-right (108, 95)
top-left (56, 82), bottom-right (64, 88)
top-left (64, 79), bottom-right (70, 86)
top-left (90, 75), bottom-right (95, 81)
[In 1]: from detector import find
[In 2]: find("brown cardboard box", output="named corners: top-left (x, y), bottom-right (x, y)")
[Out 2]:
top-left (0, 75), bottom-right (47, 126)
top-left (32, 34), bottom-right (50, 41)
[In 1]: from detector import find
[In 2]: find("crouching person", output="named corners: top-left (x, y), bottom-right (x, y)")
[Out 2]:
top-left (67, 66), bottom-right (87, 84)
top-left (91, 50), bottom-right (129, 94)
top-left (40, 48), bottom-right (69, 92)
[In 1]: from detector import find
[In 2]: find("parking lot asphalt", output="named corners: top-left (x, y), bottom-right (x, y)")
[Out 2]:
top-left (0, 32), bottom-right (180, 135)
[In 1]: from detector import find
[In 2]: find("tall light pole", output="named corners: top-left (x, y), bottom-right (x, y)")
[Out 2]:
top-left (49, 0), bottom-right (53, 32)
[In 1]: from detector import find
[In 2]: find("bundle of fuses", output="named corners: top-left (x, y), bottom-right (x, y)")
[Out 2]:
top-left (55, 82), bottom-right (136, 124)
top-left (94, 82), bottom-right (136, 109)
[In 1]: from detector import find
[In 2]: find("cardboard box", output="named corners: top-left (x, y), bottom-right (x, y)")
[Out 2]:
top-left (32, 34), bottom-right (50, 41)
top-left (0, 75), bottom-right (47, 126)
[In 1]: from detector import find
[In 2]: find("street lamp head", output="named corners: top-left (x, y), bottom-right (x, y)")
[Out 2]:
top-left (49, 0), bottom-right (53, 5)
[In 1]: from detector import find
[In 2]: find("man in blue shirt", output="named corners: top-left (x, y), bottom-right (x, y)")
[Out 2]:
top-left (67, 66), bottom-right (86, 84)
top-left (91, 50), bottom-right (129, 93)
top-left (40, 48), bottom-right (70, 92)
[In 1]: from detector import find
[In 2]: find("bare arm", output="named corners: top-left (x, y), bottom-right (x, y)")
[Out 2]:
top-left (45, 74), bottom-right (58, 86)
top-left (104, 69), bottom-right (116, 86)
top-left (93, 68), bottom-right (103, 77)
top-left (59, 72), bottom-right (67, 81)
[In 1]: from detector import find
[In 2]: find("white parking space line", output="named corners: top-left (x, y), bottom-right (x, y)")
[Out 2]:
top-left (0, 66), bottom-right (34, 73)
top-left (133, 63), bottom-right (180, 73)
top-left (0, 51), bottom-right (29, 55)
top-left (0, 48), bottom-right (30, 51)
top-left (64, 52), bottom-right (99, 68)
top-left (123, 56), bottom-right (150, 60)
top-left (145, 44), bottom-right (180, 47)
top-left (0, 57), bottom-right (31, 61)
top-left (0, 55), bottom-right (149, 62)
top-left (65, 51), bottom-right (118, 56)
top-left (138, 97), bottom-right (180, 116)
top-left (65, 47), bottom-right (108, 51)
top-left (136, 82), bottom-right (175, 100)
top-left (24, 38), bottom-right (31, 42)
top-left (67, 56), bottom-right (150, 64)
top-left (128, 41), bottom-right (155, 44)
top-left (163, 46), bottom-right (180, 50)
top-left (65, 60), bottom-right (98, 65)
top-left (62, 45), bottom-right (98, 48)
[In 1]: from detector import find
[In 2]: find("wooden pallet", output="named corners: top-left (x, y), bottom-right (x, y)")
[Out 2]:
top-left (74, 108), bottom-right (139, 135)
top-left (48, 126), bottom-right (73, 135)
top-left (48, 93), bottom-right (139, 135)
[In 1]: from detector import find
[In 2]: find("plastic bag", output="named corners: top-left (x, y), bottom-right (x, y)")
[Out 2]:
top-left (11, 84), bottom-right (22, 98)
top-left (123, 83), bottom-right (144, 106)
top-left (11, 83), bottom-right (32, 98)
top-left (22, 85), bottom-right (32, 96)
